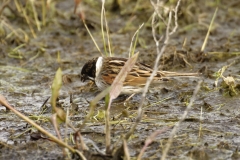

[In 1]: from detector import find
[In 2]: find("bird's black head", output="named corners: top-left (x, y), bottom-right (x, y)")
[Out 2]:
top-left (80, 57), bottom-right (98, 82)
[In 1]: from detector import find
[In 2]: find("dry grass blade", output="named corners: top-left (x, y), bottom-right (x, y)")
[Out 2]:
top-left (0, 94), bottom-right (80, 155)
top-left (75, 1), bottom-right (103, 56)
top-left (105, 52), bottom-right (139, 154)
top-left (123, 139), bottom-right (130, 160)
top-left (123, 0), bottom-right (181, 142)
top-left (82, 21), bottom-right (103, 56)
top-left (128, 23), bottom-right (144, 57)
top-left (161, 80), bottom-right (202, 160)
top-left (101, 0), bottom-right (112, 56)
top-left (41, 0), bottom-right (47, 26)
top-left (0, 0), bottom-right (10, 15)
top-left (21, 3), bottom-right (36, 38)
top-left (51, 68), bottom-right (62, 112)
top-left (201, 7), bottom-right (218, 52)
top-left (50, 68), bottom-right (67, 140)
top-left (30, 0), bottom-right (41, 31)
top-left (109, 52), bottom-right (139, 99)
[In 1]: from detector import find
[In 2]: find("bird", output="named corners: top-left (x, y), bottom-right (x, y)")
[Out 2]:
top-left (80, 56), bottom-right (200, 95)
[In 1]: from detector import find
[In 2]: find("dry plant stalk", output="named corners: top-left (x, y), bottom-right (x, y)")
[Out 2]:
top-left (128, 23), bottom-right (144, 57)
top-left (161, 80), bottom-right (202, 160)
top-left (137, 127), bottom-right (170, 160)
top-left (201, 7), bottom-right (218, 52)
top-left (101, 0), bottom-right (112, 56)
top-left (123, 139), bottom-right (130, 160)
top-left (75, 0), bottom-right (103, 56)
top-left (124, 0), bottom-right (181, 142)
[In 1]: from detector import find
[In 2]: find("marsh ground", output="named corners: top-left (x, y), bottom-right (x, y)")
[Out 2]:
top-left (0, 0), bottom-right (240, 159)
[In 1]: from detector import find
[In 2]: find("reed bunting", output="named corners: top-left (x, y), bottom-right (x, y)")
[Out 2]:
top-left (80, 57), bottom-right (199, 94)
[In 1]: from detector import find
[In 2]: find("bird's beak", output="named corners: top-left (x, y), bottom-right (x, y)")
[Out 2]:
top-left (80, 75), bottom-right (94, 82)
top-left (80, 75), bottom-right (87, 82)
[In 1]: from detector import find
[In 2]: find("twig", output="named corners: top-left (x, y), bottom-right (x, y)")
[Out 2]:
top-left (137, 127), bottom-right (170, 160)
top-left (128, 23), bottom-right (144, 58)
top-left (124, 0), bottom-right (181, 140)
top-left (169, 0), bottom-right (181, 35)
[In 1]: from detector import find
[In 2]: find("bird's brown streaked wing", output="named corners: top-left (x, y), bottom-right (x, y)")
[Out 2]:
top-left (124, 75), bottom-right (148, 86)
top-left (125, 63), bottom-right (167, 85)
top-left (101, 57), bottom-right (178, 86)
top-left (130, 63), bottom-right (166, 78)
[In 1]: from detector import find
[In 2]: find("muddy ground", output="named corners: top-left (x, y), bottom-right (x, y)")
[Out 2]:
top-left (0, 0), bottom-right (240, 159)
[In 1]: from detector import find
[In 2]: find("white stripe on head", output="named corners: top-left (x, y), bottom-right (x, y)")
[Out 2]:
top-left (95, 57), bottom-right (103, 78)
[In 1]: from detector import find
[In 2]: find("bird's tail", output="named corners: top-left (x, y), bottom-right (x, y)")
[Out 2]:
top-left (159, 71), bottom-right (200, 77)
